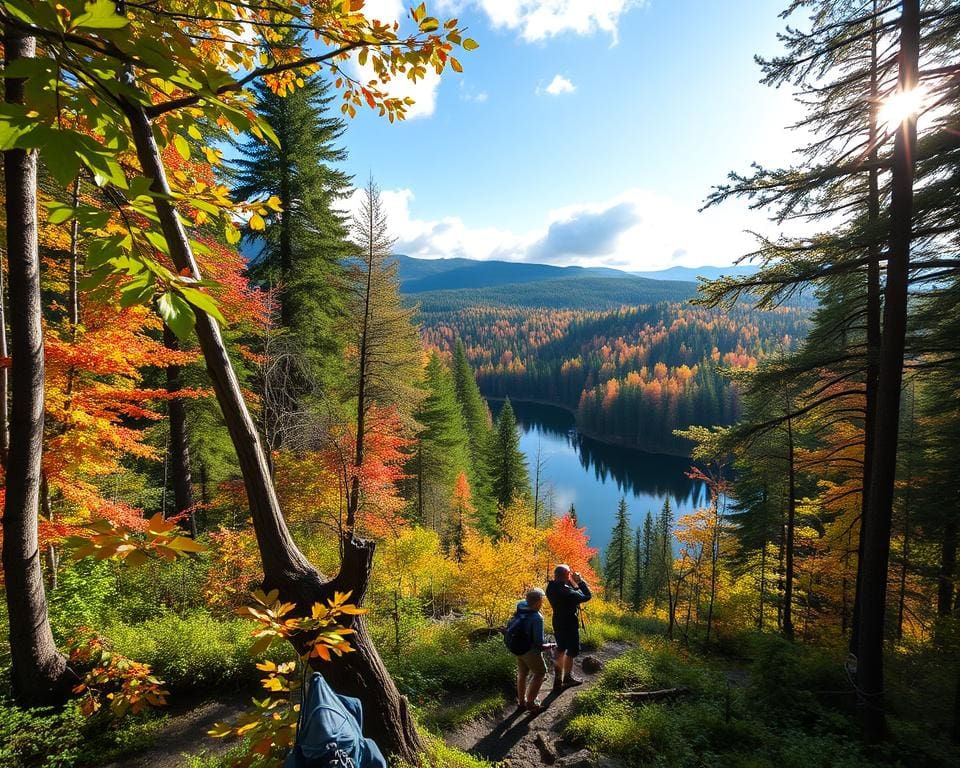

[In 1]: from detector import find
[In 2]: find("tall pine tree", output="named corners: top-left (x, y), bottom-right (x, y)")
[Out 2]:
top-left (451, 338), bottom-right (496, 528)
top-left (232, 44), bottom-right (353, 391)
top-left (488, 398), bottom-right (530, 525)
top-left (604, 497), bottom-right (634, 605)
top-left (410, 353), bottom-right (471, 538)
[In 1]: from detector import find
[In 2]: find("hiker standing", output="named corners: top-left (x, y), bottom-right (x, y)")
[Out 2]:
top-left (546, 563), bottom-right (592, 691)
top-left (505, 587), bottom-right (555, 713)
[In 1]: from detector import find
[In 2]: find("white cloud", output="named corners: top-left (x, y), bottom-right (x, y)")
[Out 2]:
top-left (442, 1), bottom-right (643, 43)
top-left (540, 74), bottom-right (576, 96)
top-left (459, 81), bottom-right (489, 103)
top-left (360, 0), bottom-right (405, 23)
top-left (345, 186), bottom-right (768, 271)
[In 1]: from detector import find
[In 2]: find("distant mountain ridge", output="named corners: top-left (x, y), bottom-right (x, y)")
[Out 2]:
top-left (393, 255), bottom-right (757, 291)
top-left (394, 255), bottom-right (631, 293)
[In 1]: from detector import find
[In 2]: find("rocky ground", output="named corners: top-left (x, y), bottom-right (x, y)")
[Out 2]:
top-left (444, 641), bottom-right (631, 768)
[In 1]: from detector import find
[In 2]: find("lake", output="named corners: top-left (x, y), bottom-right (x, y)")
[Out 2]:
top-left (489, 399), bottom-right (709, 556)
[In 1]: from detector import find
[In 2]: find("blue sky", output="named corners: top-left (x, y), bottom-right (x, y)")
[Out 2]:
top-left (338, 1), bottom-right (804, 271)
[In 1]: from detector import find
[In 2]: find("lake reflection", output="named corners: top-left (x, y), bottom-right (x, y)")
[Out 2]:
top-left (490, 399), bottom-right (709, 555)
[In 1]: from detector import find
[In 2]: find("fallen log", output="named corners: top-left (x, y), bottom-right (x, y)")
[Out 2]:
top-left (617, 687), bottom-right (690, 703)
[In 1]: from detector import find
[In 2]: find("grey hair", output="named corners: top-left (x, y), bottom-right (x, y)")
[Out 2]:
top-left (554, 563), bottom-right (571, 580)
top-left (526, 587), bottom-right (545, 604)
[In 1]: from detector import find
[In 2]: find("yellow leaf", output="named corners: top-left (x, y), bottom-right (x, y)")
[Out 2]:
top-left (249, 213), bottom-right (266, 231)
top-left (463, 38), bottom-right (479, 51)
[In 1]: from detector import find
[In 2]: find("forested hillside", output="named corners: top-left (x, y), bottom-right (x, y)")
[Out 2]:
top-left (422, 302), bottom-right (807, 453)
top-left (1, 2), bottom-right (959, 768)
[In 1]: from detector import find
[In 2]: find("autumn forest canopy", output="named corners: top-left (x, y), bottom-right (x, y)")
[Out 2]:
top-left (0, 1), bottom-right (959, 768)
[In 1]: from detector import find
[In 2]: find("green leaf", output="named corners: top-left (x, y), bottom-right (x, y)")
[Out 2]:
top-left (72, 0), bottom-right (130, 29)
top-left (172, 133), bottom-right (191, 161)
top-left (144, 230), bottom-right (171, 255)
top-left (85, 236), bottom-right (123, 271)
top-left (119, 272), bottom-right (154, 308)
top-left (419, 17), bottom-right (439, 32)
top-left (462, 38), bottom-right (479, 51)
top-left (37, 130), bottom-right (83, 188)
top-left (157, 291), bottom-right (196, 341)
top-left (45, 201), bottom-right (75, 225)
top-left (178, 285), bottom-right (226, 325)
top-left (0, 105), bottom-right (41, 151)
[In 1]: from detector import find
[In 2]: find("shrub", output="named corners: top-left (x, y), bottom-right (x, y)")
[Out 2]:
top-left (104, 611), bottom-right (294, 691)
top-left (0, 699), bottom-right (165, 768)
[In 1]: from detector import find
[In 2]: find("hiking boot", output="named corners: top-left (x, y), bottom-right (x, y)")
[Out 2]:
top-left (552, 676), bottom-right (564, 693)
top-left (563, 676), bottom-right (584, 688)
top-left (526, 699), bottom-right (546, 713)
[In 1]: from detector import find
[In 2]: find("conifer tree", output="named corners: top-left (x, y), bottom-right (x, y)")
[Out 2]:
top-left (410, 353), bottom-right (471, 536)
top-left (488, 398), bottom-right (530, 523)
top-left (629, 525), bottom-right (645, 610)
top-left (232, 41), bottom-right (353, 391)
top-left (345, 177), bottom-right (423, 528)
top-left (641, 511), bottom-right (655, 604)
top-left (653, 498), bottom-right (673, 606)
top-left (451, 339), bottom-right (496, 525)
top-left (604, 497), bottom-right (634, 605)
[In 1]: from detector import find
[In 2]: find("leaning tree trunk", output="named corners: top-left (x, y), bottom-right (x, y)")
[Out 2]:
top-left (1, 27), bottom-right (75, 706)
top-left (122, 100), bottom-right (424, 761)
top-left (163, 325), bottom-right (197, 537)
top-left (856, 0), bottom-right (919, 743)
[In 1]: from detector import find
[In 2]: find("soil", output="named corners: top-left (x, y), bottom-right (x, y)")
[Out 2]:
top-left (444, 641), bottom-right (632, 767)
top-left (102, 691), bottom-right (251, 768)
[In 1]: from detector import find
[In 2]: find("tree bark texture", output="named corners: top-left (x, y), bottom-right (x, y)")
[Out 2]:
top-left (1, 27), bottom-right (74, 706)
top-left (163, 325), bottom-right (197, 536)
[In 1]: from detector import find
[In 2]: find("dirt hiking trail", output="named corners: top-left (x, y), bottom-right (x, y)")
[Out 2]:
top-left (445, 641), bottom-right (631, 768)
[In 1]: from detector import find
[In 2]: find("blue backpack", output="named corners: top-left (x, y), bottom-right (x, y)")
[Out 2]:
top-left (284, 672), bottom-right (387, 768)
top-left (504, 610), bottom-right (534, 655)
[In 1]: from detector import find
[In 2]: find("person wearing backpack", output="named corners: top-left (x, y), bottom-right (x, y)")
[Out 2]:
top-left (505, 587), bottom-right (555, 713)
top-left (545, 563), bottom-right (592, 692)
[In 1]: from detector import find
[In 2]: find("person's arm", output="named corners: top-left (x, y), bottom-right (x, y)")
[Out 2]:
top-left (575, 578), bottom-right (592, 603)
top-left (531, 613), bottom-right (548, 649)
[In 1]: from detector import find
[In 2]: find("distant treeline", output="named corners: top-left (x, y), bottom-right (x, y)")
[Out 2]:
top-left (422, 302), bottom-right (808, 454)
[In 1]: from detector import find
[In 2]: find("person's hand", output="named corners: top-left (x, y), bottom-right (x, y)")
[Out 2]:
top-left (573, 571), bottom-right (583, 584)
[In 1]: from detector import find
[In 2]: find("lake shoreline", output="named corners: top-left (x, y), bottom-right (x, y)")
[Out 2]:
top-left (484, 395), bottom-right (693, 460)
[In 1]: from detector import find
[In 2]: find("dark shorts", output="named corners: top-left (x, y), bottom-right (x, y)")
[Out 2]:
top-left (553, 624), bottom-right (581, 657)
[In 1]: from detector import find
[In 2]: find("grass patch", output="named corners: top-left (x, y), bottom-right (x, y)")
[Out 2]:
top-left (383, 623), bottom-right (516, 703)
top-left (579, 603), bottom-right (667, 652)
top-left (566, 633), bottom-right (960, 768)
top-left (104, 610), bottom-right (295, 692)
top-left (421, 693), bottom-right (507, 731)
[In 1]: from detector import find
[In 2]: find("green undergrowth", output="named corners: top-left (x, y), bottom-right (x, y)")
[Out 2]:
top-left (420, 692), bottom-right (507, 732)
top-left (0, 698), bottom-right (167, 768)
top-left (104, 610), bottom-right (295, 692)
top-left (566, 633), bottom-right (960, 768)
top-left (579, 603), bottom-right (666, 652)
top-left (381, 623), bottom-right (516, 703)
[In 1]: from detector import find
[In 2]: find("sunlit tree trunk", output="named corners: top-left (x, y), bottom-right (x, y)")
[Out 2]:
top-left (1, 27), bottom-right (74, 706)
top-left (856, 0), bottom-right (919, 742)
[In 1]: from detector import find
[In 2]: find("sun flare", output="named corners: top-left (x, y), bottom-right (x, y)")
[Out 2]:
top-left (877, 84), bottom-right (929, 133)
